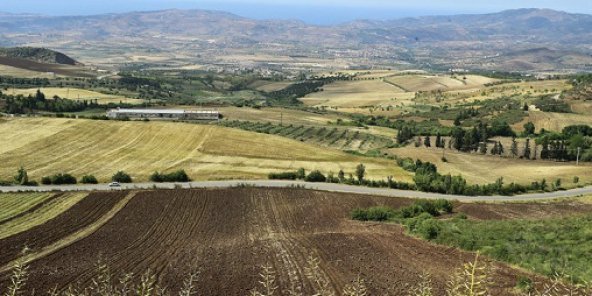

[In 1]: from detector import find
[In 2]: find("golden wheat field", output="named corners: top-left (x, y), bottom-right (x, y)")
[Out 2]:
top-left (301, 80), bottom-right (413, 108)
top-left (5, 87), bottom-right (143, 104)
top-left (390, 146), bottom-right (592, 187)
top-left (0, 118), bottom-right (410, 182)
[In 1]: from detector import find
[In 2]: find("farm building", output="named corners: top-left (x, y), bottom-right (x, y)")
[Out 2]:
top-left (106, 108), bottom-right (220, 120)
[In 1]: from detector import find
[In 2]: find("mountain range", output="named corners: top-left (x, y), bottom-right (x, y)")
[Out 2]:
top-left (0, 8), bottom-right (591, 72)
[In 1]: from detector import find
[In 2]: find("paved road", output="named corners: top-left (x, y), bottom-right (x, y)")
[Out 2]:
top-left (2, 180), bottom-right (592, 202)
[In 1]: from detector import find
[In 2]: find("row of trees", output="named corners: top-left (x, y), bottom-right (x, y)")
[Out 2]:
top-left (0, 90), bottom-right (100, 114)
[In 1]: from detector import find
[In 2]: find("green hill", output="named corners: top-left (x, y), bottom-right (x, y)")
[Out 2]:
top-left (0, 47), bottom-right (78, 65)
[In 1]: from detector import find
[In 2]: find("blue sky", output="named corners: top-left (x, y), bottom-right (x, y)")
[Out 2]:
top-left (2, 0), bottom-right (592, 24)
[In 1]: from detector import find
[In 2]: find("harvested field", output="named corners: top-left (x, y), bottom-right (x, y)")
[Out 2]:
top-left (300, 80), bottom-right (412, 108)
top-left (0, 188), bottom-right (558, 295)
top-left (0, 56), bottom-right (94, 78)
top-left (390, 145), bottom-right (592, 187)
top-left (5, 87), bottom-right (142, 105)
top-left (384, 75), bottom-right (496, 92)
top-left (515, 110), bottom-right (592, 133)
top-left (0, 192), bottom-right (88, 239)
top-left (0, 192), bottom-right (54, 223)
top-left (0, 191), bottom-right (126, 266)
top-left (0, 118), bottom-right (408, 182)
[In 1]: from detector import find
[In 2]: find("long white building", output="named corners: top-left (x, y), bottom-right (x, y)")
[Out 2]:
top-left (106, 108), bottom-right (220, 120)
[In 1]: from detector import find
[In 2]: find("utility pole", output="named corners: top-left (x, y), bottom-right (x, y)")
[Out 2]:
top-left (577, 147), bottom-right (581, 166)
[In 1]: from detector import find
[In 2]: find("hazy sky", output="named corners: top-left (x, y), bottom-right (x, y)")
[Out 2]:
top-left (2, 0), bottom-right (592, 24)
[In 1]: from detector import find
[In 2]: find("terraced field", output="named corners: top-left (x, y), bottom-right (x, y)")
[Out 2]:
top-left (220, 120), bottom-right (395, 152)
top-left (0, 118), bottom-right (408, 182)
top-left (0, 188), bottom-right (564, 295)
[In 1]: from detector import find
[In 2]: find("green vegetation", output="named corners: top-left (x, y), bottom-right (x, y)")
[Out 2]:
top-left (149, 170), bottom-right (191, 182)
top-left (41, 173), bottom-right (77, 185)
top-left (417, 214), bottom-right (592, 283)
top-left (112, 171), bottom-right (133, 183)
top-left (80, 175), bottom-right (98, 184)
top-left (220, 120), bottom-right (394, 151)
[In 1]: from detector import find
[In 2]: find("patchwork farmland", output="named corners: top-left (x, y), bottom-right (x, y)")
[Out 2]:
top-left (3, 188), bottom-right (582, 295)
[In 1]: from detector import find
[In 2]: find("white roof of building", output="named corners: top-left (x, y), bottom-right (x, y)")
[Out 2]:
top-left (109, 109), bottom-right (218, 114)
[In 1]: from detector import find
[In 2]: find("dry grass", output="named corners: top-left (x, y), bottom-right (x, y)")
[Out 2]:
top-left (0, 118), bottom-right (410, 182)
top-left (5, 87), bottom-right (143, 105)
top-left (514, 111), bottom-right (592, 133)
top-left (385, 75), bottom-right (497, 92)
top-left (0, 192), bottom-right (136, 274)
top-left (0, 192), bottom-right (54, 222)
top-left (301, 80), bottom-right (413, 108)
top-left (0, 65), bottom-right (57, 78)
top-left (216, 106), bottom-right (345, 125)
top-left (0, 192), bottom-right (88, 239)
top-left (390, 146), bottom-right (592, 187)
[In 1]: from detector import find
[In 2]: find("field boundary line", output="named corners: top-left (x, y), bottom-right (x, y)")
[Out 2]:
top-left (0, 191), bottom-right (137, 273)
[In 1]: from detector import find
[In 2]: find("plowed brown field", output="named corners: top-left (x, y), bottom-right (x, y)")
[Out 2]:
top-left (1, 188), bottom-right (576, 295)
top-left (0, 191), bottom-right (127, 266)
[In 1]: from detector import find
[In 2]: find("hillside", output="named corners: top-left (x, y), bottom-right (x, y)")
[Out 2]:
top-left (0, 9), bottom-right (591, 72)
top-left (0, 47), bottom-right (78, 65)
top-left (0, 118), bottom-right (409, 182)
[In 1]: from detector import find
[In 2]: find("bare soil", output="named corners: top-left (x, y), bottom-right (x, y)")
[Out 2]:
top-left (0, 191), bottom-right (126, 266)
top-left (1, 188), bottom-right (585, 295)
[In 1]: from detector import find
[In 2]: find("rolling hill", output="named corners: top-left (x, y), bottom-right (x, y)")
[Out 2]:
top-left (0, 9), bottom-right (591, 72)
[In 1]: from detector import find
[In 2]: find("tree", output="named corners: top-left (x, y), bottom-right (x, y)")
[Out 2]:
top-left (523, 122), bottom-right (535, 136)
top-left (451, 127), bottom-right (465, 151)
top-left (81, 175), bottom-right (98, 184)
top-left (14, 166), bottom-right (28, 185)
top-left (497, 141), bottom-right (504, 156)
top-left (435, 133), bottom-right (442, 148)
top-left (305, 170), bottom-right (326, 182)
top-left (415, 137), bottom-right (423, 147)
top-left (479, 142), bottom-right (487, 154)
top-left (356, 164), bottom-right (366, 183)
top-left (540, 138), bottom-right (550, 159)
top-left (523, 138), bottom-right (531, 159)
top-left (296, 168), bottom-right (306, 180)
top-left (510, 137), bottom-right (518, 158)
top-left (112, 171), bottom-right (132, 183)
top-left (424, 136), bottom-right (431, 148)
top-left (338, 170), bottom-right (345, 183)
top-left (491, 142), bottom-right (499, 155)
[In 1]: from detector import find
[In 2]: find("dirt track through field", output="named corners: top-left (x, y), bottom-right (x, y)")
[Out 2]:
top-left (0, 188), bottom-right (550, 295)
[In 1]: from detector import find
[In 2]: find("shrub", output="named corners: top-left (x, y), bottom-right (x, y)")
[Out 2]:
top-left (305, 170), bottom-right (326, 182)
top-left (435, 199), bottom-right (454, 213)
top-left (268, 171), bottom-right (298, 180)
top-left (41, 176), bottom-right (52, 185)
top-left (81, 175), bottom-right (98, 184)
top-left (53, 173), bottom-right (77, 185)
top-left (150, 170), bottom-right (191, 182)
top-left (296, 168), bottom-right (306, 180)
top-left (112, 171), bottom-right (132, 183)
top-left (350, 207), bottom-right (395, 222)
top-left (417, 218), bottom-right (441, 240)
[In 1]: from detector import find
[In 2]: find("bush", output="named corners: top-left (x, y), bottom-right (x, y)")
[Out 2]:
top-left (42, 173), bottom-right (77, 185)
top-left (296, 168), bottom-right (306, 180)
top-left (268, 171), bottom-right (298, 180)
top-left (112, 171), bottom-right (132, 183)
top-left (351, 206), bottom-right (395, 221)
top-left (81, 175), bottom-right (98, 184)
top-left (304, 170), bottom-right (326, 182)
top-left (150, 170), bottom-right (191, 182)
top-left (417, 218), bottom-right (441, 240)
top-left (41, 176), bottom-right (52, 185)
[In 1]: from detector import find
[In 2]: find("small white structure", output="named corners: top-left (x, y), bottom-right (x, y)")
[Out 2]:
top-left (106, 108), bottom-right (220, 121)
